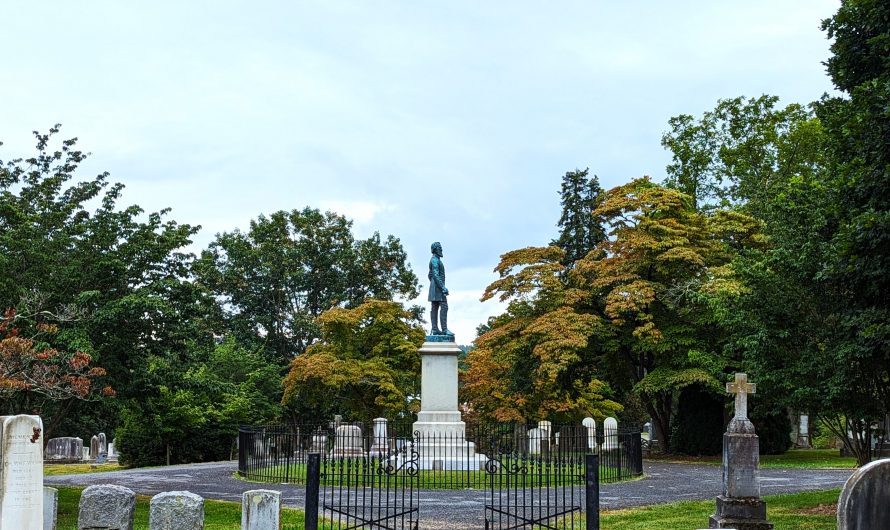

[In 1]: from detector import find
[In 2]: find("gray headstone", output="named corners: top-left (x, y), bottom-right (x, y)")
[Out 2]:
top-left (0, 415), bottom-right (44, 530)
top-left (44, 437), bottom-right (84, 463)
top-left (44, 486), bottom-right (58, 530)
top-left (527, 427), bottom-right (543, 454)
top-left (97, 433), bottom-right (107, 456)
top-left (149, 491), bottom-right (204, 530)
top-left (89, 436), bottom-right (99, 461)
top-left (78, 484), bottom-right (135, 530)
top-left (513, 424), bottom-right (529, 455)
top-left (837, 458), bottom-right (890, 530)
top-left (331, 425), bottom-right (363, 457)
top-left (370, 418), bottom-right (389, 456)
top-left (558, 425), bottom-right (586, 454)
top-left (309, 433), bottom-right (327, 454)
top-left (242, 490), bottom-right (280, 530)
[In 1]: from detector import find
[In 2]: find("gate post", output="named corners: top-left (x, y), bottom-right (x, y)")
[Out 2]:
top-left (305, 452), bottom-right (320, 530)
top-left (585, 453), bottom-right (600, 530)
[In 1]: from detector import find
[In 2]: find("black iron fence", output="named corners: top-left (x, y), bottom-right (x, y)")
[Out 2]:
top-left (238, 420), bottom-right (642, 489)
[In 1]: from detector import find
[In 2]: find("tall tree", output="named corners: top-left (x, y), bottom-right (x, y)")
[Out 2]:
top-left (195, 209), bottom-right (419, 364)
top-left (281, 299), bottom-right (424, 420)
top-left (571, 178), bottom-right (763, 448)
top-left (552, 169), bottom-right (607, 265)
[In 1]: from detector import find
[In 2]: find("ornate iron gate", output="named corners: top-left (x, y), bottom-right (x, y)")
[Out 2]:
top-left (306, 449), bottom-right (420, 530)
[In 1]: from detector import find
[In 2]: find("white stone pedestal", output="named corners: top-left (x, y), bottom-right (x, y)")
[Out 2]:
top-left (412, 341), bottom-right (485, 470)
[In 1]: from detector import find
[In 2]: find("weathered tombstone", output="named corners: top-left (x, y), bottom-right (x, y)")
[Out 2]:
top-left (242, 490), bottom-right (280, 530)
top-left (527, 428), bottom-right (542, 454)
top-left (89, 435), bottom-right (99, 461)
top-left (78, 484), bottom-right (135, 530)
top-left (837, 458), bottom-right (890, 530)
top-left (82, 447), bottom-right (90, 461)
top-left (602, 417), bottom-right (619, 451)
top-left (513, 424), bottom-right (529, 455)
top-left (708, 373), bottom-right (773, 529)
top-left (0, 415), bottom-right (44, 530)
top-left (331, 425), bottom-right (364, 458)
top-left (370, 418), bottom-right (389, 456)
top-left (537, 420), bottom-right (552, 434)
top-left (97, 433), bottom-right (107, 456)
top-left (558, 425), bottom-right (585, 454)
top-left (149, 491), bottom-right (204, 530)
top-left (797, 414), bottom-right (810, 448)
top-left (107, 441), bottom-right (117, 462)
top-left (44, 486), bottom-right (58, 530)
top-left (44, 437), bottom-right (84, 463)
top-left (309, 432), bottom-right (328, 454)
top-left (582, 417), bottom-right (598, 451)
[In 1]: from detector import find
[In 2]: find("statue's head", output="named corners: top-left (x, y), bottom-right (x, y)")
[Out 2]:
top-left (431, 241), bottom-right (443, 256)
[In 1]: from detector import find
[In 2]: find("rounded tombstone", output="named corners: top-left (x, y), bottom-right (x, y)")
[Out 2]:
top-left (837, 458), bottom-right (890, 530)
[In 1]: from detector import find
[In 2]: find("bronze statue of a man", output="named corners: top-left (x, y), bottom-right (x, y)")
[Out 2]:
top-left (428, 242), bottom-right (452, 336)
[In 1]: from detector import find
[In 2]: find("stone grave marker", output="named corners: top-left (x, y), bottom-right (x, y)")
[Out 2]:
top-left (708, 372), bottom-right (773, 529)
top-left (89, 435), bottom-right (99, 461)
top-left (370, 418), bottom-right (389, 456)
top-left (44, 486), bottom-right (58, 530)
top-left (602, 417), bottom-right (618, 451)
top-left (837, 458), bottom-right (890, 530)
top-left (242, 490), bottom-right (280, 530)
top-left (44, 437), bottom-right (84, 463)
top-left (331, 425), bottom-right (364, 458)
top-left (309, 432), bottom-right (327, 454)
top-left (558, 425), bottom-right (586, 454)
top-left (97, 432), bottom-right (107, 456)
top-left (527, 428), bottom-right (542, 454)
top-left (582, 417), bottom-right (597, 450)
top-left (0, 414), bottom-right (44, 530)
top-left (150, 491), bottom-right (204, 530)
top-left (107, 441), bottom-right (117, 462)
top-left (78, 484), bottom-right (136, 530)
top-left (512, 423), bottom-right (529, 455)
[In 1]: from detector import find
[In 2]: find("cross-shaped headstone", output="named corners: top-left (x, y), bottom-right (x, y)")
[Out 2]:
top-left (726, 372), bottom-right (756, 421)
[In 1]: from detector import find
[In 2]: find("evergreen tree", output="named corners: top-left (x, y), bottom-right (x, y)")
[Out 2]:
top-left (552, 169), bottom-right (606, 266)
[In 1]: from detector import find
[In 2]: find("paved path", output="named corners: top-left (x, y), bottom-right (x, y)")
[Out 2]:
top-left (46, 461), bottom-right (852, 529)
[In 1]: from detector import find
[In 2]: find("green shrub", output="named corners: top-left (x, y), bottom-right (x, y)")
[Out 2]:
top-left (670, 384), bottom-right (724, 456)
top-left (751, 407), bottom-right (793, 455)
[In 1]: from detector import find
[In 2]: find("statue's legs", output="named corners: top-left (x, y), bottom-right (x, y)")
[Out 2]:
top-left (439, 299), bottom-right (449, 334)
top-left (430, 301), bottom-right (442, 333)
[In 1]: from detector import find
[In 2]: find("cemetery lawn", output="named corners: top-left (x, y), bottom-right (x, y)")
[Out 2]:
top-left (44, 462), bottom-right (124, 475)
top-left (55, 486), bottom-right (306, 530)
top-left (646, 449), bottom-right (856, 469)
top-left (600, 488), bottom-right (841, 529)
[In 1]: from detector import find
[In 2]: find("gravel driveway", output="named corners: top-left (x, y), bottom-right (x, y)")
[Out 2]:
top-left (46, 460), bottom-right (852, 529)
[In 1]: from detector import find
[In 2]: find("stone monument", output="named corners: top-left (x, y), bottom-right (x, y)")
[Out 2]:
top-left (44, 437), bottom-right (83, 463)
top-left (582, 417), bottom-right (598, 451)
top-left (370, 418), bottom-right (389, 456)
top-left (0, 414), bottom-right (44, 530)
top-left (837, 458), bottom-right (890, 529)
top-left (331, 425), bottom-right (364, 458)
top-left (709, 373), bottom-right (773, 530)
top-left (602, 417), bottom-right (618, 451)
top-left (412, 242), bottom-right (484, 469)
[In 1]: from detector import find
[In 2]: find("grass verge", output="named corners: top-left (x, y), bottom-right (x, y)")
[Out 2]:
top-left (44, 463), bottom-right (125, 476)
top-left (55, 486), bottom-right (306, 530)
top-left (600, 488), bottom-right (840, 529)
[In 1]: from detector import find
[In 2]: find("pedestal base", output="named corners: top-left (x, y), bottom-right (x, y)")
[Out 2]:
top-left (709, 496), bottom-right (773, 529)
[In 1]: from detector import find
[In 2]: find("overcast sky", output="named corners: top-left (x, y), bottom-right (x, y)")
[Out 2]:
top-left (1, 1), bottom-right (839, 341)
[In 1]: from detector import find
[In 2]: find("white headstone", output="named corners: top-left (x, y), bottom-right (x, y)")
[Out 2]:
top-left (537, 420), bottom-right (552, 433)
top-left (309, 433), bottom-right (327, 454)
top-left (371, 418), bottom-right (389, 456)
top-left (89, 435), bottom-right (99, 461)
top-left (331, 425), bottom-right (364, 458)
top-left (0, 414), bottom-right (44, 530)
top-left (603, 417), bottom-right (618, 451)
top-left (78, 484), bottom-right (135, 530)
top-left (582, 417), bottom-right (597, 450)
top-left (150, 491), bottom-right (204, 530)
top-left (107, 442), bottom-right (117, 462)
top-left (82, 447), bottom-right (90, 461)
top-left (242, 490), bottom-right (280, 530)
top-left (43, 487), bottom-right (57, 530)
top-left (528, 428), bottom-right (542, 454)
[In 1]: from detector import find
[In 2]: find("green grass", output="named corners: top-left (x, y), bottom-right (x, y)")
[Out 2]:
top-left (646, 448), bottom-right (856, 469)
top-left (600, 488), bottom-right (840, 529)
top-left (55, 486), bottom-right (306, 530)
top-left (55, 485), bottom-right (840, 529)
top-left (44, 462), bottom-right (125, 476)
